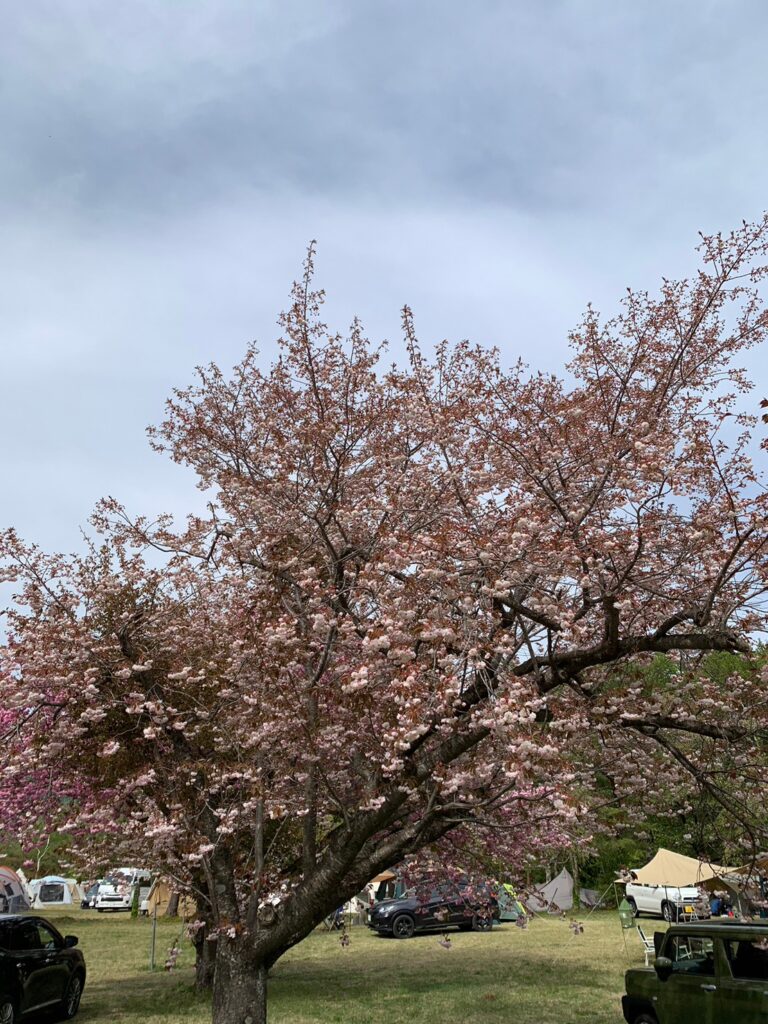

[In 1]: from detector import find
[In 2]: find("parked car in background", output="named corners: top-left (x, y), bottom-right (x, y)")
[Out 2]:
top-left (94, 867), bottom-right (152, 912)
top-left (622, 919), bottom-right (768, 1024)
top-left (367, 883), bottom-right (498, 938)
top-left (0, 915), bottom-right (85, 1022)
top-left (625, 880), bottom-right (710, 922)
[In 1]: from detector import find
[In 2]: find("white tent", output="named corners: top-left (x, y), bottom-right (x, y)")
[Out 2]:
top-left (525, 868), bottom-right (574, 913)
top-left (629, 848), bottom-right (735, 886)
top-left (28, 876), bottom-right (83, 909)
top-left (0, 867), bottom-right (30, 913)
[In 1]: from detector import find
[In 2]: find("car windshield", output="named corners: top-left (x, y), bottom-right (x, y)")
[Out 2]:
top-left (104, 873), bottom-right (131, 886)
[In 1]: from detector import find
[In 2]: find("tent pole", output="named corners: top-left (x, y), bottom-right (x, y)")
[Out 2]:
top-left (580, 879), bottom-right (615, 923)
top-left (570, 852), bottom-right (580, 909)
top-left (621, 923), bottom-right (630, 960)
top-left (614, 882), bottom-right (631, 962)
top-left (150, 904), bottom-right (158, 971)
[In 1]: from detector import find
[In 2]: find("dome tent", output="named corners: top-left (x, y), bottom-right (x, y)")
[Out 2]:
top-left (0, 867), bottom-right (30, 913)
top-left (28, 875), bottom-right (83, 909)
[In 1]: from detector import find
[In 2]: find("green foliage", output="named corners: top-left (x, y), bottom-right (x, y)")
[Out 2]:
top-left (0, 831), bottom-right (72, 876)
top-left (577, 649), bottom-right (768, 896)
top-left (578, 837), bottom-right (647, 900)
top-left (699, 650), bottom-right (761, 685)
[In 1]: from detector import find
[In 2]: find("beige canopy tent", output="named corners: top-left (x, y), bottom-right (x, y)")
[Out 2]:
top-left (629, 848), bottom-right (736, 886)
top-left (367, 869), bottom-right (402, 903)
top-left (145, 879), bottom-right (196, 918)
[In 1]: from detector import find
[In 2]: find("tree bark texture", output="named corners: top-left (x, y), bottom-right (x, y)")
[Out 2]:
top-left (165, 891), bottom-right (180, 917)
top-left (194, 928), bottom-right (217, 992)
top-left (212, 938), bottom-right (267, 1024)
top-left (192, 875), bottom-right (217, 991)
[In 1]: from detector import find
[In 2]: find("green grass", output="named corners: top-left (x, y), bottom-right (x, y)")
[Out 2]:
top-left (39, 909), bottom-right (656, 1023)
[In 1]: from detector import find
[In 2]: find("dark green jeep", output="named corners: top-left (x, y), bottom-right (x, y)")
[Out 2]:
top-left (622, 920), bottom-right (768, 1023)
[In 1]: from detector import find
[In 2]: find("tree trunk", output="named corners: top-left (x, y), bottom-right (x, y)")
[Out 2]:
top-left (192, 875), bottom-right (216, 990)
top-left (165, 891), bottom-right (180, 917)
top-left (194, 927), bottom-right (217, 992)
top-left (570, 852), bottom-right (580, 910)
top-left (212, 937), bottom-right (268, 1024)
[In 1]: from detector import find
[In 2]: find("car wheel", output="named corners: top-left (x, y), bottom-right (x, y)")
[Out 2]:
top-left (472, 914), bottom-right (493, 932)
top-left (626, 897), bottom-right (638, 917)
top-left (661, 902), bottom-right (676, 923)
top-left (60, 973), bottom-right (83, 1020)
top-left (391, 914), bottom-right (416, 939)
top-left (0, 1000), bottom-right (15, 1024)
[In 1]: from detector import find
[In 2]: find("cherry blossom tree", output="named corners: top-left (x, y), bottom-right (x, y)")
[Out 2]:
top-left (2, 222), bottom-right (768, 1024)
top-left (0, 707), bottom-right (91, 872)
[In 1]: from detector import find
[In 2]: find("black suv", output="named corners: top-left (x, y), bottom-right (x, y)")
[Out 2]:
top-left (367, 884), bottom-right (498, 938)
top-left (0, 915), bottom-right (86, 1022)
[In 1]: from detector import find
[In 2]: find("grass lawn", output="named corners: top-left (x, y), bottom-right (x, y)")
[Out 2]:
top-left (39, 909), bottom-right (658, 1023)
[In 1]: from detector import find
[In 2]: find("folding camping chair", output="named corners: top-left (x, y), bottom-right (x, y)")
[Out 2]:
top-left (637, 925), bottom-right (656, 967)
top-left (323, 907), bottom-right (344, 931)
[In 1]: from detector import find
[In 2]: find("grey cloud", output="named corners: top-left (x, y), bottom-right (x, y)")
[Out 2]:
top-left (1, 0), bottom-right (767, 558)
top-left (3, 1), bottom-right (767, 221)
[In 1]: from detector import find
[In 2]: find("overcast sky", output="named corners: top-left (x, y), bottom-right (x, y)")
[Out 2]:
top-left (2, 0), bottom-right (767, 553)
